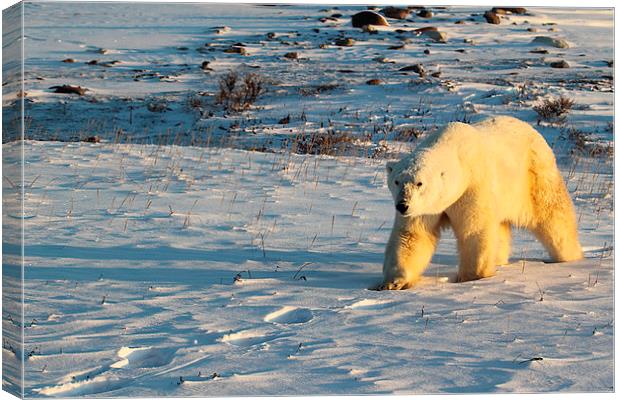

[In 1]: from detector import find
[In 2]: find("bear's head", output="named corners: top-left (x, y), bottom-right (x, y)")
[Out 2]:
top-left (386, 148), bottom-right (467, 218)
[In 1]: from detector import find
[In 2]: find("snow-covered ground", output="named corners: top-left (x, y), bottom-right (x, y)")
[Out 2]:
top-left (2, 138), bottom-right (614, 396)
top-left (1, 2), bottom-right (614, 397)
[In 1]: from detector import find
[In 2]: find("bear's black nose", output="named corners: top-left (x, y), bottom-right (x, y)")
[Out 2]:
top-left (396, 202), bottom-right (408, 214)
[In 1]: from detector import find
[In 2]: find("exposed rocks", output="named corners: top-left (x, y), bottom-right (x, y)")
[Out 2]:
top-left (527, 27), bottom-right (538, 32)
top-left (200, 61), bottom-right (213, 71)
top-left (388, 44), bottom-right (406, 50)
top-left (381, 7), bottom-right (410, 20)
top-left (424, 49), bottom-right (431, 55)
top-left (531, 36), bottom-right (570, 48)
top-left (50, 85), bottom-right (88, 95)
top-left (224, 46), bottom-right (247, 55)
top-left (366, 79), bottom-right (383, 85)
top-left (351, 11), bottom-right (389, 28)
top-left (62, 58), bottom-right (76, 63)
top-left (373, 57), bottom-right (395, 63)
top-left (212, 26), bottom-right (231, 34)
top-left (417, 9), bottom-right (433, 18)
top-left (283, 52), bottom-right (299, 60)
top-left (492, 7), bottom-right (527, 15)
top-left (550, 60), bottom-right (570, 68)
top-left (416, 28), bottom-right (448, 43)
top-left (335, 37), bottom-right (355, 47)
top-left (484, 11), bottom-right (501, 24)
top-left (82, 136), bottom-right (100, 143)
top-left (530, 48), bottom-right (549, 54)
top-left (399, 64), bottom-right (426, 77)
top-left (278, 114), bottom-right (290, 124)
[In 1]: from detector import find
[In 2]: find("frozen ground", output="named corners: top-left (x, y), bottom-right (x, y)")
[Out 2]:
top-left (2, 138), bottom-right (614, 396)
top-left (2, 3), bottom-right (614, 151)
top-left (1, 2), bottom-right (614, 397)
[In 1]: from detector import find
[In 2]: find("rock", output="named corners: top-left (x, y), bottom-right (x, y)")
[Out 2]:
top-left (335, 37), bottom-right (355, 47)
top-left (527, 27), bottom-right (538, 32)
top-left (414, 26), bottom-right (438, 33)
top-left (455, 20), bottom-right (466, 24)
top-left (366, 79), bottom-right (383, 85)
top-left (417, 9), bottom-right (433, 18)
top-left (82, 136), bottom-right (100, 143)
top-left (492, 7), bottom-right (527, 15)
top-left (431, 71), bottom-right (441, 78)
top-left (331, 13), bottom-right (342, 18)
top-left (363, 25), bottom-right (379, 34)
top-left (212, 26), bottom-right (231, 34)
top-left (530, 48), bottom-right (549, 54)
top-left (283, 52), bottom-right (299, 60)
top-left (266, 32), bottom-right (277, 39)
top-left (550, 60), bottom-right (570, 68)
top-left (200, 61), bottom-right (213, 70)
top-left (464, 38), bottom-right (475, 44)
top-left (62, 58), bottom-right (76, 63)
top-left (86, 60), bottom-right (98, 65)
top-left (531, 36), bottom-right (570, 48)
top-left (381, 7), bottom-right (410, 20)
top-left (388, 44), bottom-right (406, 50)
top-left (351, 11), bottom-right (389, 28)
top-left (424, 49), bottom-right (431, 55)
top-left (50, 85), bottom-right (88, 95)
top-left (399, 64), bottom-right (426, 77)
top-left (224, 46), bottom-right (247, 55)
top-left (373, 57), bottom-right (395, 63)
top-left (418, 29), bottom-right (448, 43)
top-left (484, 11), bottom-right (501, 24)
top-left (278, 114), bottom-right (290, 124)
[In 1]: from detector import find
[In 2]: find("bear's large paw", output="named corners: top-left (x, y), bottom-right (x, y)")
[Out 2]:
top-left (372, 278), bottom-right (413, 291)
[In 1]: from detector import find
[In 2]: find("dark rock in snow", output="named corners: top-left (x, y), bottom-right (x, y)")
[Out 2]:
top-left (550, 60), bottom-right (570, 68)
top-left (417, 9), bottom-right (433, 18)
top-left (351, 11), bottom-right (389, 28)
top-left (399, 64), bottom-right (426, 77)
top-left (381, 7), bottom-right (410, 20)
top-left (50, 85), bottom-right (88, 95)
top-left (484, 11), bottom-right (501, 24)
top-left (335, 37), bottom-right (355, 47)
top-left (492, 7), bottom-right (527, 15)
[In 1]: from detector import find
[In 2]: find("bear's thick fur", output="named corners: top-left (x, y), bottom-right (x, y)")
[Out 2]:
top-left (380, 116), bottom-right (582, 290)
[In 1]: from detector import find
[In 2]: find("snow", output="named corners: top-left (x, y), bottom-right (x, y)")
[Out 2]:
top-left (1, 2), bottom-right (614, 397)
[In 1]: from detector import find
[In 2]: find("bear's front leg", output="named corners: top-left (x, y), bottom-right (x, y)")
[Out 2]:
top-left (378, 214), bottom-right (441, 290)
top-left (448, 201), bottom-right (498, 282)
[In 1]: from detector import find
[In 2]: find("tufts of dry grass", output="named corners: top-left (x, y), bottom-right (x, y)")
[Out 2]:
top-left (533, 96), bottom-right (575, 125)
top-left (216, 71), bottom-right (265, 112)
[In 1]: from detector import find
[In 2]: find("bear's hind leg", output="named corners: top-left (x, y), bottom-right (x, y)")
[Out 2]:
top-left (496, 222), bottom-right (512, 266)
top-left (532, 212), bottom-right (582, 262)
top-left (530, 175), bottom-right (583, 262)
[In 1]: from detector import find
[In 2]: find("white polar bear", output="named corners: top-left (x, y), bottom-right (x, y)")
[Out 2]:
top-left (379, 116), bottom-right (582, 290)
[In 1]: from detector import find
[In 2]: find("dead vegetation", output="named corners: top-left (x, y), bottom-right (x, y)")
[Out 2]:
top-left (533, 96), bottom-right (575, 125)
top-left (216, 71), bottom-right (265, 112)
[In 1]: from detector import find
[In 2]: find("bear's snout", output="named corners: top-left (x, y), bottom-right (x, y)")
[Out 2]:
top-left (396, 202), bottom-right (409, 214)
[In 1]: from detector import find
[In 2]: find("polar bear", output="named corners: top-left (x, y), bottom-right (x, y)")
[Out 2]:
top-left (379, 116), bottom-right (582, 290)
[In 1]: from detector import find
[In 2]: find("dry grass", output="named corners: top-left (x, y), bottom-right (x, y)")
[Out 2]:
top-left (216, 71), bottom-right (265, 112)
top-left (533, 96), bottom-right (575, 125)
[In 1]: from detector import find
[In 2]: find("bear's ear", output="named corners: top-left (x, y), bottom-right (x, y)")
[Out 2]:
top-left (386, 161), bottom-right (397, 174)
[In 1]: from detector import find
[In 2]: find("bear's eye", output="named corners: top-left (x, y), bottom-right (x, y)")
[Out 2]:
top-left (416, 182), bottom-right (423, 187)
top-left (394, 180), bottom-right (400, 186)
